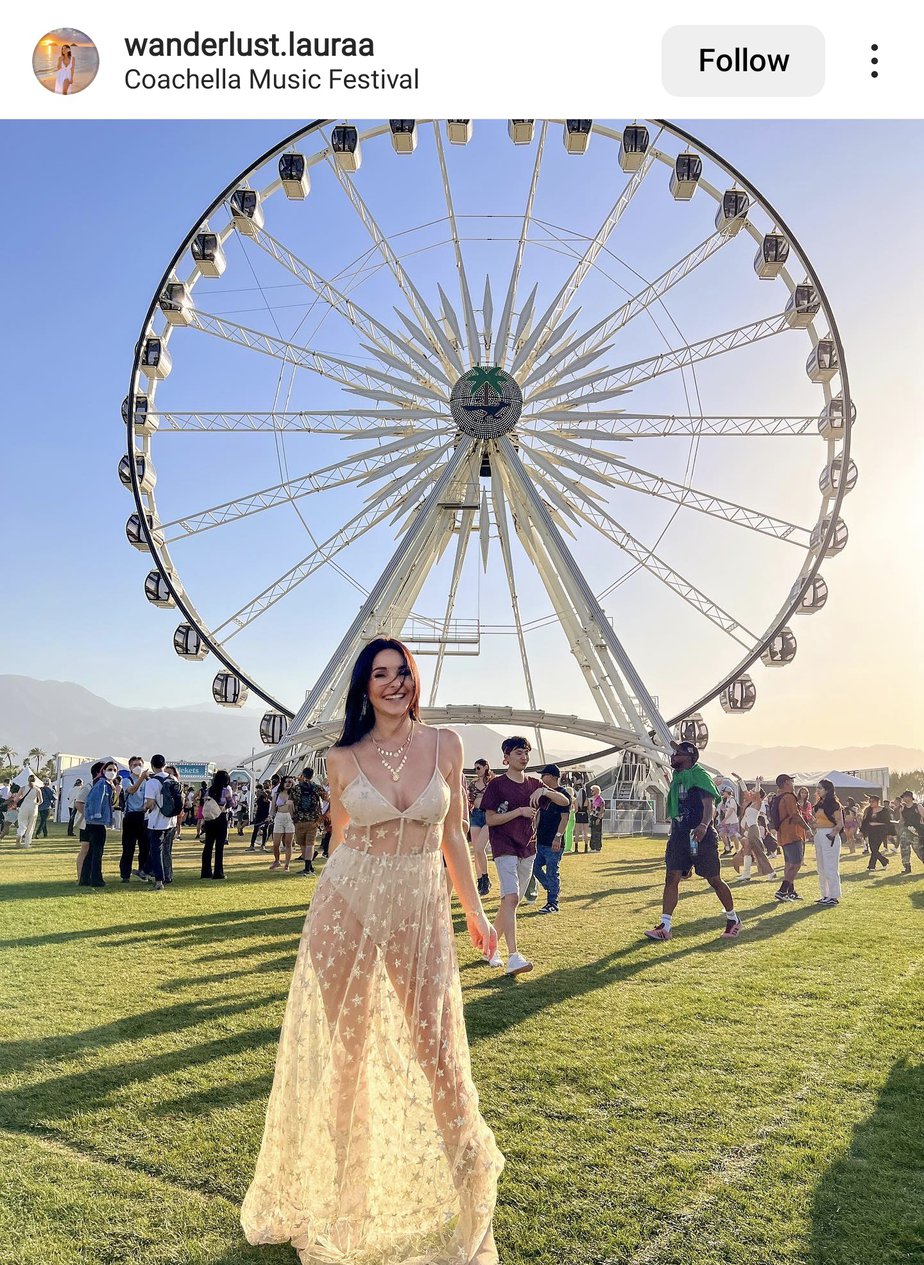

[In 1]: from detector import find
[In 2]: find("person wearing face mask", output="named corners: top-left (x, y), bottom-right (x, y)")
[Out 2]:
top-left (119, 757), bottom-right (151, 882)
top-left (79, 758), bottom-right (119, 887)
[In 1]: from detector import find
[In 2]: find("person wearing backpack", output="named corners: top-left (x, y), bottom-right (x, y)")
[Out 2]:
top-left (200, 770), bottom-right (233, 879)
top-left (771, 775), bottom-right (808, 902)
top-left (79, 758), bottom-right (120, 887)
top-left (143, 753), bottom-right (181, 892)
top-left (898, 790), bottom-right (924, 873)
top-left (293, 767), bottom-right (323, 877)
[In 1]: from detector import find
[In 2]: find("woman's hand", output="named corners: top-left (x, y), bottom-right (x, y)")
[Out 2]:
top-left (466, 909), bottom-right (497, 959)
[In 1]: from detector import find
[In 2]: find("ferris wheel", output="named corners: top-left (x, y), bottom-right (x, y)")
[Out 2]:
top-left (123, 118), bottom-right (854, 772)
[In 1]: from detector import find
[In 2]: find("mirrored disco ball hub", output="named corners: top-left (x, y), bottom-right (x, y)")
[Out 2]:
top-left (450, 365), bottom-right (522, 439)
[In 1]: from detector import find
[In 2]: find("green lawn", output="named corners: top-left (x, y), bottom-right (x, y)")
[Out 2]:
top-left (1, 824), bottom-right (922, 1265)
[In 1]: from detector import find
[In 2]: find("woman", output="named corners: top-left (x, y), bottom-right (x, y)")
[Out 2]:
top-left (15, 776), bottom-right (42, 849)
top-left (72, 765), bottom-right (99, 880)
top-left (469, 758), bottom-right (493, 896)
top-left (201, 770), bottom-right (233, 879)
top-left (194, 781), bottom-right (207, 838)
top-left (241, 638), bottom-right (502, 1265)
top-left (812, 779), bottom-right (845, 905)
top-left (184, 785), bottom-right (196, 828)
top-left (718, 788), bottom-right (740, 856)
top-left (80, 758), bottom-right (119, 887)
top-left (54, 44), bottom-right (75, 95)
top-left (573, 780), bottom-right (591, 852)
top-left (270, 775), bottom-right (297, 872)
top-left (843, 798), bottom-right (860, 854)
top-left (733, 785), bottom-right (778, 881)
top-left (859, 794), bottom-right (892, 872)
top-left (588, 784), bottom-right (606, 852)
top-left (249, 784), bottom-right (271, 850)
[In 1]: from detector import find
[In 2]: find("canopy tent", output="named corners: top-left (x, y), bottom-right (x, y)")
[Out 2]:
top-left (800, 770), bottom-right (885, 791)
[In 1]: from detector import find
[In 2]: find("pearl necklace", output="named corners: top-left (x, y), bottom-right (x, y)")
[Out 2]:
top-left (370, 719), bottom-right (415, 782)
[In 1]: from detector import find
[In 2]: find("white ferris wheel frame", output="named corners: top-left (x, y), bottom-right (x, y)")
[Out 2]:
top-left (124, 118), bottom-right (854, 774)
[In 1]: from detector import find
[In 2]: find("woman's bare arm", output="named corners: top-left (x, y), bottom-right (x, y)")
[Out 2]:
top-left (325, 748), bottom-right (351, 856)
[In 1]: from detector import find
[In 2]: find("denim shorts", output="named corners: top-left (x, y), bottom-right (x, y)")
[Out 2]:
top-left (470, 808), bottom-right (487, 829)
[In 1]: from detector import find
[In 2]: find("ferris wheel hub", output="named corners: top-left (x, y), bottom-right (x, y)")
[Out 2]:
top-left (450, 365), bottom-right (522, 439)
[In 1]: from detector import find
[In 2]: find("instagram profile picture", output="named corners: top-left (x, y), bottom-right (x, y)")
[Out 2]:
top-left (33, 28), bottom-right (99, 96)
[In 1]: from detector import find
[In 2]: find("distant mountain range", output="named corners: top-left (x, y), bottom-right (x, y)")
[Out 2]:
top-left (705, 743), bottom-right (924, 779)
top-left (2, 677), bottom-right (921, 777)
top-left (0, 676), bottom-right (264, 768)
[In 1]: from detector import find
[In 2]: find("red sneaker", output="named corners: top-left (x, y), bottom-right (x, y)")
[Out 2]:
top-left (720, 918), bottom-right (742, 939)
top-left (644, 923), bottom-right (671, 941)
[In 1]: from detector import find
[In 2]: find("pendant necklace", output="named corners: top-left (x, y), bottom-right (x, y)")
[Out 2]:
top-left (370, 719), bottom-right (415, 782)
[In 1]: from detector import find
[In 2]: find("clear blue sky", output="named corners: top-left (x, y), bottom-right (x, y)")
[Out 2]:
top-left (2, 119), bottom-right (921, 750)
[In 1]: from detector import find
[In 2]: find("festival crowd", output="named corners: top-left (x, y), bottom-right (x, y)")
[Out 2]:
top-left (3, 740), bottom-right (923, 973)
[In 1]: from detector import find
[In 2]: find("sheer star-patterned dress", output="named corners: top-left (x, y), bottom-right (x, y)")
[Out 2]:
top-left (241, 730), bottom-right (504, 1264)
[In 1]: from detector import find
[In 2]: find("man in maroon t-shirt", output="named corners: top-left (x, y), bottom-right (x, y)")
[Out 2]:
top-left (481, 735), bottom-right (543, 976)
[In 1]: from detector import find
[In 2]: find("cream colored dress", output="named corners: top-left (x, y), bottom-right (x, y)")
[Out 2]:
top-left (241, 731), bottom-right (504, 1263)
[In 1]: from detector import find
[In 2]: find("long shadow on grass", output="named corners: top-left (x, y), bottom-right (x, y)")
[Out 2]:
top-left (463, 901), bottom-right (825, 1043)
top-left (0, 905), bottom-right (301, 951)
top-left (0, 993), bottom-right (280, 1077)
top-left (0, 1008), bottom-right (283, 1153)
top-left (809, 1057), bottom-right (924, 1264)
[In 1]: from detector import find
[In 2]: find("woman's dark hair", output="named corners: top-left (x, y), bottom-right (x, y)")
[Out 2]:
top-left (816, 778), bottom-right (841, 819)
top-left (336, 637), bottom-right (421, 747)
top-left (473, 758), bottom-right (493, 782)
top-left (208, 769), bottom-right (230, 801)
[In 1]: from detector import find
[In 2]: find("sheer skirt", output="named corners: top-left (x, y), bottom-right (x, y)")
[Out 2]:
top-left (241, 823), bottom-right (504, 1263)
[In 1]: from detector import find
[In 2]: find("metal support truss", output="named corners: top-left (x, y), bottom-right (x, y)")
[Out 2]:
top-left (261, 439), bottom-right (479, 775)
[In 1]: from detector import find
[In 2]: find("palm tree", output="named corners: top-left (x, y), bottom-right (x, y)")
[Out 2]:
top-left (27, 747), bottom-right (45, 774)
top-left (0, 745), bottom-right (16, 771)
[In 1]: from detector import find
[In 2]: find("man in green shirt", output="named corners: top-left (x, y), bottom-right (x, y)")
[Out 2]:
top-left (644, 741), bottom-right (741, 942)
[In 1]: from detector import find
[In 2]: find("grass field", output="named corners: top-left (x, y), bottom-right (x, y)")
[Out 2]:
top-left (1, 823), bottom-right (922, 1265)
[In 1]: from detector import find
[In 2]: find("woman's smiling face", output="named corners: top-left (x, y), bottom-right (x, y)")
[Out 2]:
top-left (366, 648), bottom-right (412, 717)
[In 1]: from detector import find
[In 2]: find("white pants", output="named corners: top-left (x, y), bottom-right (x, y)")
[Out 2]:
top-left (17, 809), bottom-right (37, 847)
top-left (814, 827), bottom-right (841, 900)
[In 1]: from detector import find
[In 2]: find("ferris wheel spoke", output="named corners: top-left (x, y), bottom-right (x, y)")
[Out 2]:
top-left (159, 436), bottom-right (441, 540)
top-left (481, 276), bottom-right (495, 363)
top-left (497, 123), bottom-right (548, 370)
top-left (357, 442), bottom-right (450, 492)
top-left (603, 457), bottom-right (811, 544)
top-left (437, 284), bottom-right (465, 349)
top-left (489, 470), bottom-right (545, 756)
top-left (433, 122), bottom-right (480, 366)
top-left (327, 152), bottom-right (465, 378)
top-left (511, 145), bottom-right (659, 378)
top-left (426, 489), bottom-right (480, 707)
top-left (498, 452), bottom-right (663, 742)
top-left (523, 230), bottom-right (731, 394)
top-left (517, 459), bottom-right (594, 532)
top-left (526, 313), bottom-right (794, 406)
top-left (214, 459), bottom-right (449, 640)
top-left (185, 309), bottom-right (445, 404)
top-left (523, 413), bottom-right (818, 438)
top-left (558, 491), bottom-right (757, 646)
top-left (152, 409), bottom-right (440, 434)
top-left (242, 223), bottom-right (451, 389)
top-left (520, 339), bottom-right (616, 394)
top-left (518, 439), bottom-right (615, 494)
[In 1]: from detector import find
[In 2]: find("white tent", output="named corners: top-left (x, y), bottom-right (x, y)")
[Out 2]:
top-left (797, 769), bottom-right (886, 794)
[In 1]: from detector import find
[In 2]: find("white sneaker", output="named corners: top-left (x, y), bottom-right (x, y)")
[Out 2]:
top-left (486, 952), bottom-right (503, 968)
top-left (505, 952), bottom-right (533, 976)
